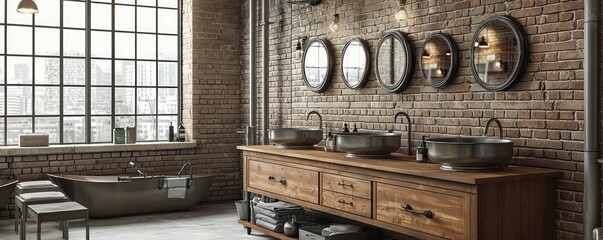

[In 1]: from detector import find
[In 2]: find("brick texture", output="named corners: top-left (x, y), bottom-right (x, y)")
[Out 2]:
top-left (240, 0), bottom-right (603, 239)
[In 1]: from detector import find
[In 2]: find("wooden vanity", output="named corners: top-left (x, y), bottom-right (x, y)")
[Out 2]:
top-left (238, 145), bottom-right (560, 240)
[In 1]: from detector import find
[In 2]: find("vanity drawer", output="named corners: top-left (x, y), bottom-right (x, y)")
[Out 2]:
top-left (322, 190), bottom-right (371, 218)
top-left (375, 183), bottom-right (466, 240)
top-left (248, 159), bottom-right (319, 204)
top-left (322, 173), bottom-right (371, 199)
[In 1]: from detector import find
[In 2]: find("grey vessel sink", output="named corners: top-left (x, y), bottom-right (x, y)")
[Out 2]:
top-left (269, 128), bottom-right (323, 149)
top-left (426, 137), bottom-right (513, 171)
top-left (333, 132), bottom-right (402, 158)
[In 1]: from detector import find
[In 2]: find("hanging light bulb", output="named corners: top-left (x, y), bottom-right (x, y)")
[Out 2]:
top-left (436, 68), bottom-right (443, 76)
top-left (474, 41), bottom-right (479, 47)
top-left (422, 50), bottom-right (431, 59)
top-left (17, 0), bottom-right (39, 14)
top-left (395, 0), bottom-right (408, 21)
top-left (294, 39), bottom-right (304, 61)
top-left (329, 14), bottom-right (340, 33)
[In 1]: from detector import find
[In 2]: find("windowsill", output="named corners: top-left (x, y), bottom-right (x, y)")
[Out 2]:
top-left (0, 141), bottom-right (197, 157)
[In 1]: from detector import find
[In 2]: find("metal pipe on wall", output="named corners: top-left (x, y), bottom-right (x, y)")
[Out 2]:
top-left (247, 0), bottom-right (258, 146)
top-left (262, 0), bottom-right (270, 145)
top-left (583, 0), bottom-right (601, 239)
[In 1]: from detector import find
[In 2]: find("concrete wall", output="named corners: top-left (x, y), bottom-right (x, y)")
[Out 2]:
top-left (240, 0), bottom-right (601, 238)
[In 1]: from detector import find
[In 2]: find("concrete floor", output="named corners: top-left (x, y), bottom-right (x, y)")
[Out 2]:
top-left (0, 203), bottom-right (275, 240)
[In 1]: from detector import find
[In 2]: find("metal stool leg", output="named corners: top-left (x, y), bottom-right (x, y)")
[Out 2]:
top-left (14, 206), bottom-right (19, 233)
top-left (37, 220), bottom-right (41, 240)
top-left (85, 212), bottom-right (89, 240)
top-left (21, 206), bottom-right (27, 240)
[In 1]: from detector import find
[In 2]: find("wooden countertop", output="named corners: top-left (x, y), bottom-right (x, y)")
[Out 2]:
top-left (237, 145), bottom-right (561, 185)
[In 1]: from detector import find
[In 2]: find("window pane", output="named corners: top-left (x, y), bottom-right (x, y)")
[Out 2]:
top-left (137, 116), bottom-right (156, 141)
top-left (91, 87), bottom-right (111, 114)
top-left (63, 116), bottom-right (85, 143)
top-left (7, 117), bottom-right (32, 145)
top-left (35, 86), bottom-right (60, 115)
top-left (0, 26), bottom-right (4, 54)
top-left (0, 58), bottom-right (4, 84)
top-left (64, 30), bottom-right (86, 57)
top-left (115, 5), bottom-right (135, 31)
top-left (63, 59), bottom-right (86, 85)
top-left (7, 57), bottom-right (33, 84)
top-left (91, 31), bottom-right (112, 58)
top-left (158, 115), bottom-right (177, 140)
top-left (115, 88), bottom-right (134, 114)
top-left (137, 7), bottom-right (156, 33)
top-left (7, 0), bottom-right (32, 25)
top-left (0, 118), bottom-right (3, 145)
top-left (115, 33), bottom-right (135, 59)
top-left (7, 26), bottom-right (32, 55)
top-left (137, 34), bottom-right (156, 60)
top-left (137, 61), bottom-right (156, 86)
top-left (158, 9), bottom-right (178, 34)
top-left (7, 86), bottom-right (32, 115)
top-left (158, 35), bottom-right (177, 60)
top-left (35, 0), bottom-right (60, 27)
top-left (116, 60), bottom-right (135, 86)
top-left (0, 0), bottom-right (4, 24)
top-left (136, 88), bottom-right (156, 114)
top-left (115, 116), bottom-right (134, 128)
top-left (137, 0), bottom-right (156, 7)
top-left (158, 88), bottom-right (177, 114)
top-left (35, 58), bottom-right (60, 85)
top-left (158, 0), bottom-right (178, 8)
top-left (35, 28), bottom-right (60, 56)
top-left (91, 117), bottom-right (112, 142)
top-left (63, 87), bottom-right (86, 114)
top-left (64, 1), bottom-right (85, 29)
top-left (91, 3), bottom-right (112, 30)
top-left (91, 60), bottom-right (112, 85)
top-left (116, 0), bottom-right (135, 5)
top-left (158, 62), bottom-right (177, 86)
top-left (35, 117), bottom-right (60, 143)
top-left (0, 87), bottom-right (3, 115)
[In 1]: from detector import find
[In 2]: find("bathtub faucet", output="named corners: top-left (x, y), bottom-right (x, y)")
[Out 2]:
top-left (178, 162), bottom-right (193, 187)
top-left (129, 162), bottom-right (147, 178)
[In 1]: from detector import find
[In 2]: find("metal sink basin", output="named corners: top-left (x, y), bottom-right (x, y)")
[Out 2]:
top-left (426, 137), bottom-right (513, 171)
top-left (269, 128), bottom-right (323, 149)
top-left (334, 132), bottom-right (401, 158)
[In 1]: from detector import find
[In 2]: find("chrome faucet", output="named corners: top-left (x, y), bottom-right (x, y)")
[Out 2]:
top-left (129, 162), bottom-right (147, 178)
top-left (484, 117), bottom-right (503, 139)
top-left (306, 111), bottom-right (323, 129)
top-left (178, 162), bottom-right (193, 188)
top-left (389, 111), bottom-right (412, 155)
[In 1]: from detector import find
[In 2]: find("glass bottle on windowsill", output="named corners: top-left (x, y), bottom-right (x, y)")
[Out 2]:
top-left (177, 123), bottom-right (186, 142)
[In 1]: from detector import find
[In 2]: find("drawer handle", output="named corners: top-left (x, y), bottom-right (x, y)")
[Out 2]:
top-left (267, 176), bottom-right (276, 181)
top-left (338, 199), bottom-right (353, 206)
top-left (267, 176), bottom-right (286, 185)
top-left (402, 204), bottom-right (433, 219)
top-left (337, 182), bottom-right (353, 188)
top-left (279, 179), bottom-right (287, 185)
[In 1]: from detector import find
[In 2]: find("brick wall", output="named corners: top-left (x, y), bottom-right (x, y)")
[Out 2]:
top-left (241, 0), bottom-right (602, 238)
top-left (0, 0), bottom-right (244, 218)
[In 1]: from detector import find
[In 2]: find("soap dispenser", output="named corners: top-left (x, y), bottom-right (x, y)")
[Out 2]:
top-left (325, 132), bottom-right (335, 152)
top-left (352, 124), bottom-right (358, 132)
top-left (343, 123), bottom-right (350, 132)
top-left (416, 136), bottom-right (428, 162)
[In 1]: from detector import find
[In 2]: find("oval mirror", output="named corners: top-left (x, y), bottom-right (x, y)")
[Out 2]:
top-left (420, 33), bottom-right (458, 88)
top-left (302, 38), bottom-right (334, 93)
top-left (470, 15), bottom-right (528, 91)
top-left (375, 31), bottom-right (414, 93)
top-left (341, 38), bottom-right (370, 89)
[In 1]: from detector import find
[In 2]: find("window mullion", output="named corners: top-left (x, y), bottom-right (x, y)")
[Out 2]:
top-left (85, 0), bottom-right (92, 144)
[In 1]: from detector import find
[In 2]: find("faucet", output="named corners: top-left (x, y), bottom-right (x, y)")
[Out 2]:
top-left (484, 117), bottom-right (503, 139)
top-left (389, 111), bottom-right (412, 155)
top-left (129, 162), bottom-right (147, 178)
top-left (306, 111), bottom-right (323, 129)
top-left (178, 162), bottom-right (193, 186)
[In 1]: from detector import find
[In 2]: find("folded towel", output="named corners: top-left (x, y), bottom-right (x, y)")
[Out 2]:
top-left (254, 206), bottom-right (305, 219)
top-left (255, 201), bottom-right (304, 212)
top-left (255, 218), bottom-right (284, 233)
top-left (165, 177), bottom-right (187, 199)
top-left (255, 213), bottom-right (307, 225)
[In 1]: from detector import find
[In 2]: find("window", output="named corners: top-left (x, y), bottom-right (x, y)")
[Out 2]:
top-left (0, 0), bottom-right (180, 145)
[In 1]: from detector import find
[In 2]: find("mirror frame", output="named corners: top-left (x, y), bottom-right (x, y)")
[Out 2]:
top-left (419, 33), bottom-right (459, 89)
top-left (341, 38), bottom-right (370, 89)
top-left (301, 38), bottom-right (334, 93)
top-left (470, 15), bottom-right (528, 92)
top-left (375, 31), bottom-right (414, 93)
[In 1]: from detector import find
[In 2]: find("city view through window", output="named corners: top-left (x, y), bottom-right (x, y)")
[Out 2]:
top-left (0, 0), bottom-right (180, 145)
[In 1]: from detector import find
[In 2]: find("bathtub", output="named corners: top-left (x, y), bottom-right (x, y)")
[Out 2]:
top-left (47, 174), bottom-right (215, 218)
top-left (0, 180), bottom-right (18, 207)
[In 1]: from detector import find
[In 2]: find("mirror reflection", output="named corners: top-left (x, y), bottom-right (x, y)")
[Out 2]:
top-left (472, 21), bottom-right (519, 86)
top-left (302, 38), bottom-right (333, 93)
top-left (377, 36), bottom-right (406, 87)
top-left (341, 39), bottom-right (369, 89)
top-left (420, 33), bottom-right (457, 88)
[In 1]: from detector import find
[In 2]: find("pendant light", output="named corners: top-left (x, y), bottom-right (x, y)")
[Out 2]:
top-left (329, 14), bottom-right (340, 33)
top-left (478, 36), bottom-right (489, 48)
top-left (17, 0), bottom-right (39, 14)
top-left (422, 50), bottom-right (431, 59)
top-left (294, 38), bottom-right (304, 61)
top-left (395, 0), bottom-right (408, 21)
top-left (445, 49), bottom-right (451, 56)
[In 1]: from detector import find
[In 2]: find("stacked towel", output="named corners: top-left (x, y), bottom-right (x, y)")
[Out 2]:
top-left (254, 201), bottom-right (305, 233)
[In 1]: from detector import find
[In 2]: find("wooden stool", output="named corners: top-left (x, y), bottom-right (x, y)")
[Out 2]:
top-left (28, 201), bottom-right (89, 240)
top-left (16, 181), bottom-right (60, 195)
top-left (16, 192), bottom-right (69, 240)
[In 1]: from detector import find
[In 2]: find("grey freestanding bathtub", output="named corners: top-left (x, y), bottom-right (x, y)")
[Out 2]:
top-left (47, 174), bottom-right (215, 218)
top-left (0, 180), bottom-right (19, 207)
